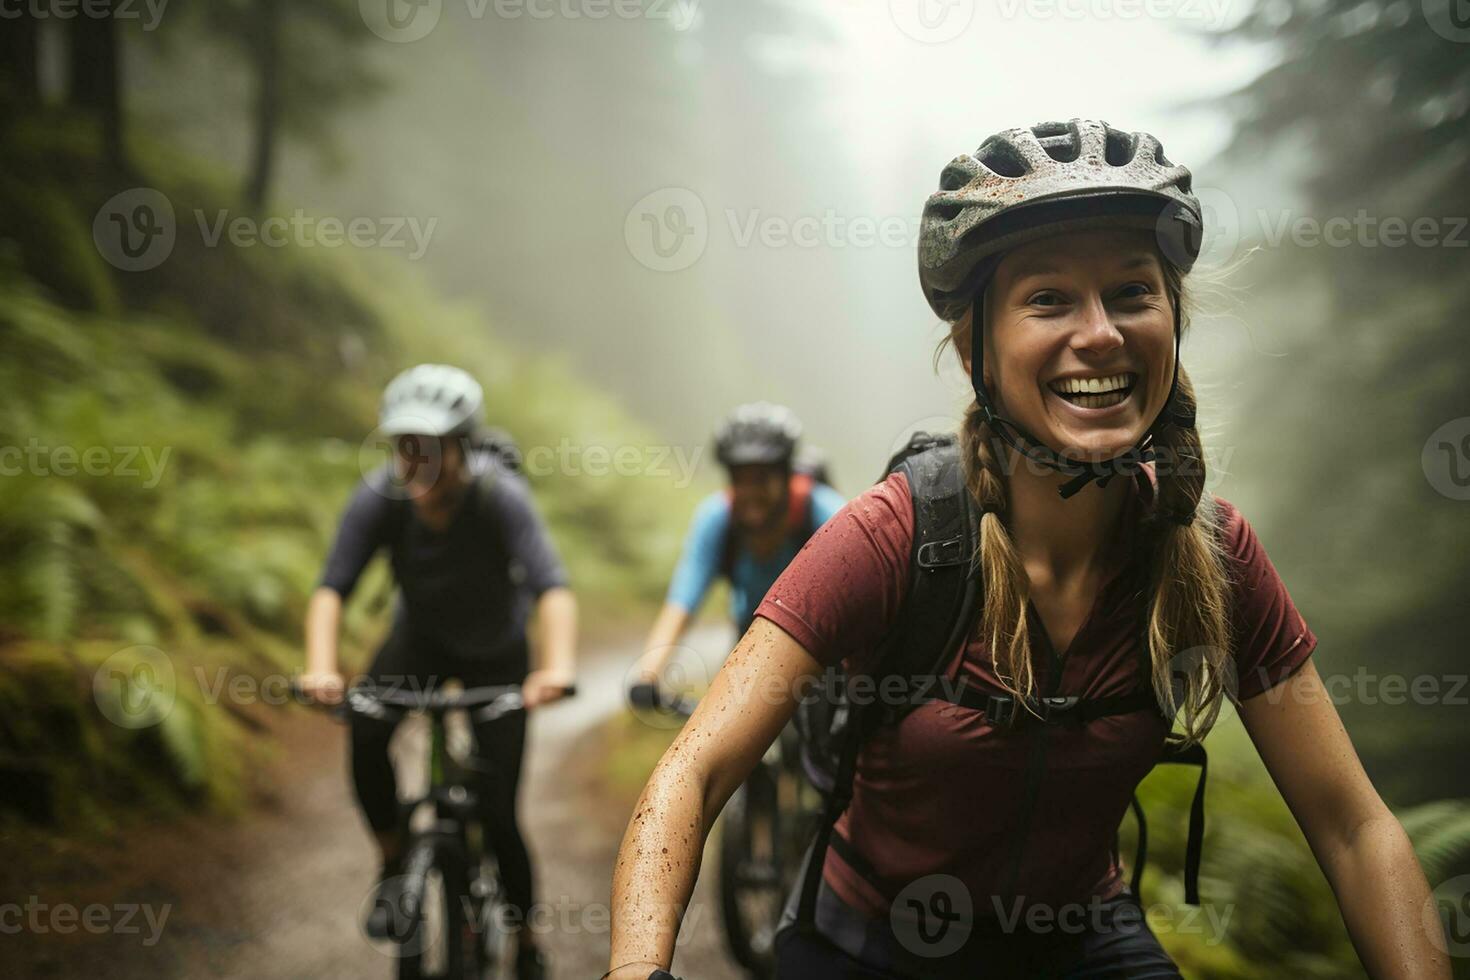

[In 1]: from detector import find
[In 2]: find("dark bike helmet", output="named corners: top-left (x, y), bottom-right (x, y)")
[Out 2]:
top-left (917, 119), bottom-right (1203, 501)
top-left (714, 402), bottom-right (802, 468)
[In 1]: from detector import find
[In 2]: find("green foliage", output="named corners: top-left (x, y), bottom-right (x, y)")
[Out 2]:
top-left (0, 124), bottom-right (694, 832)
top-left (1208, 0), bottom-right (1470, 807)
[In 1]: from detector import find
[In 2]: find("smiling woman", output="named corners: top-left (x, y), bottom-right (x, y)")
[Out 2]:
top-left (607, 119), bottom-right (1448, 980)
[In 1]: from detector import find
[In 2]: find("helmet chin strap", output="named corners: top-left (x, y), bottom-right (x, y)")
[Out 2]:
top-left (969, 292), bottom-right (1195, 500)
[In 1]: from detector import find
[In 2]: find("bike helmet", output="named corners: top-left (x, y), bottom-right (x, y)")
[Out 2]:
top-left (917, 119), bottom-right (1203, 500)
top-left (714, 402), bottom-right (802, 468)
top-left (379, 364), bottom-right (484, 437)
top-left (920, 118), bottom-right (1203, 321)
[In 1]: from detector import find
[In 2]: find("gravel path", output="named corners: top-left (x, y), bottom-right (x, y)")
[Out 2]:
top-left (4, 630), bottom-right (746, 980)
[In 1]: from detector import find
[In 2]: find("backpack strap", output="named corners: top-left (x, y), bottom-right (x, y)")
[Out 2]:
top-left (1123, 574), bottom-right (1209, 908)
top-left (795, 443), bottom-right (980, 931)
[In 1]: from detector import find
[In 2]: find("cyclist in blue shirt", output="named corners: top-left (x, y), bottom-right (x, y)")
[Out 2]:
top-left (632, 403), bottom-right (844, 694)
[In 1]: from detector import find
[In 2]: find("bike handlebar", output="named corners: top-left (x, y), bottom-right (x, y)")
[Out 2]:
top-left (629, 681), bottom-right (697, 719)
top-left (293, 681), bottom-right (578, 723)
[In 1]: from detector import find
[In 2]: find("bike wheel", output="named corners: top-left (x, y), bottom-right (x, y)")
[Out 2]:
top-left (469, 856), bottom-right (512, 979)
top-left (719, 771), bottom-right (784, 978)
top-left (396, 838), bottom-right (469, 980)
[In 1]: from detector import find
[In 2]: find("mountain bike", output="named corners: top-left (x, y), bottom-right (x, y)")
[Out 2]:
top-left (641, 687), bottom-right (822, 978)
top-left (313, 682), bottom-right (575, 980)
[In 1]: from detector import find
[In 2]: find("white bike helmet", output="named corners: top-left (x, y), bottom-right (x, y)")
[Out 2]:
top-left (379, 364), bottom-right (484, 437)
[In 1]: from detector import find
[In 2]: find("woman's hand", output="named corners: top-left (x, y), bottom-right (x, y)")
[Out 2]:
top-left (522, 667), bottom-right (576, 708)
top-left (297, 670), bottom-right (345, 706)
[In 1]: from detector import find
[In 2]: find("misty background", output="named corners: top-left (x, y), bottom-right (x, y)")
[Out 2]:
top-left (3, 0), bottom-right (1468, 977)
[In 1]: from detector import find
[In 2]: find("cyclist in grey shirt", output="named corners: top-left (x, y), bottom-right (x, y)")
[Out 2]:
top-left (300, 364), bottom-right (577, 980)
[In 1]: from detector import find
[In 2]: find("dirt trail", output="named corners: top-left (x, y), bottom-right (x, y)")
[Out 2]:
top-left (5, 631), bottom-right (745, 980)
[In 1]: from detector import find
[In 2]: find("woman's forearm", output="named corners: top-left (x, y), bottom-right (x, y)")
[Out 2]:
top-left (534, 586), bottom-right (578, 676)
top-left (635, 603), bottom-right (693, 683)
top-left (608, 755), bottom-right (710, 978)
top-left (304, 587), bottom-right (343, 675)
top-left (1322, 813), bottom-right (1450, 978)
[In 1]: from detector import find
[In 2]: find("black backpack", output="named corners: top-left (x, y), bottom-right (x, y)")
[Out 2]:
top-left (791, 432), bottom-right (1209, 933)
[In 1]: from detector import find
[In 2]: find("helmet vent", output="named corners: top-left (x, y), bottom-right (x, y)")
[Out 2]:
top-left (1104, 129), bottom-right (1137, 167)
top-left (939, 162), bottom-right (972, 192)
top-left (977, 139), bottom-right (1029, 178)
top-left (1154, 143), bottom-right (1173, 167)
top-left (929, 202), bottom-right (963, 222)
top-left (1033, 121), bottom-right (1080, 163)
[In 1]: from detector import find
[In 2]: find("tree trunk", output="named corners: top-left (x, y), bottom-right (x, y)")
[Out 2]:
top-left (244, 0), bottom-right (282, 211)
top-left (68, 1), bottom-right (127, 170)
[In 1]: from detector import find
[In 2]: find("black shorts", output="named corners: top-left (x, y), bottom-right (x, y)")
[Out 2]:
top-left (775, 889), bottom-right (1182, 980)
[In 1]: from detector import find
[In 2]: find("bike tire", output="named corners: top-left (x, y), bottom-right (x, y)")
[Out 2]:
top-left (719, 771), bottom-right (784, 978)
top-left (396, 837), bottom-right (470, 980)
